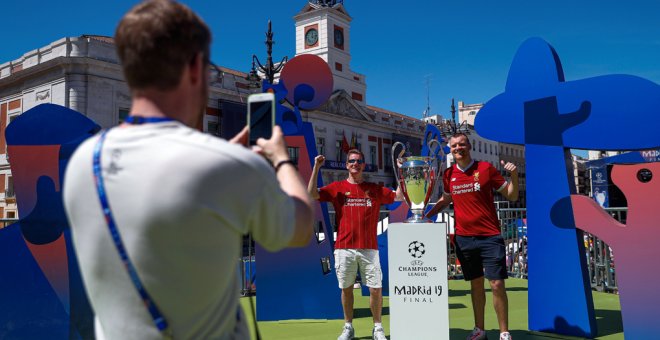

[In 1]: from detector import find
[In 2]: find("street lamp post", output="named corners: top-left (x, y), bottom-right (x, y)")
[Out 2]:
top-left (440, 98), bottom-right (470, 137)
top-left (246, 20), bottom-right (288, 89)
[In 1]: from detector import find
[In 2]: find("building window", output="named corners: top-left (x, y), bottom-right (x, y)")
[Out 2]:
top-left (317, 137), bottom-right (325, 156)
top-left (206, 121), bottom-right (219, 136)
top-left (118, 108), bottom-right (130, 124)
top-left (472, 139), bottom-right (476, 151)
top-left (478, 141), bottom-right (482, 153)
top-left (335, 62), bottom-right (343, 71)
top-left (6, 211), bottom-right (16, 219)
top-left (370, 145), bottom-right (377, 166)
top-left (6, 176), bottom-right (14, 198)
top-left (288, 147), bottom-right (300, 166)
top-left (351, 92), bottom-right (363, 101)
top-left (336, 140), bottom-right (345, 162)
top-left (383, 147), bottom-right (392, 173)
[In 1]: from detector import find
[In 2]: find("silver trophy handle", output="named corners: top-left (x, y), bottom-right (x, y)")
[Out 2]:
top-left (392, 141), bottom-right (406, 188)
top-left (427, 139), bottom-right (441, 169)
top-left (427, 139), bottom-right (440, 159)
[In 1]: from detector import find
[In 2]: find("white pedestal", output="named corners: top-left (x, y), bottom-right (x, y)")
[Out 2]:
top-left (388, 222), bottom-right (449, 340)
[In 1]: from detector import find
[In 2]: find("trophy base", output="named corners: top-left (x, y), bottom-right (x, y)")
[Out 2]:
top-left (402, 210), bottom-right (435, 223)
top-left (403, 216), bottom-right (434, 223)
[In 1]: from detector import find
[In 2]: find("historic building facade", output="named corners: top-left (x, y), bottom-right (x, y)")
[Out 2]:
top-left (0, 1), bottom-right (425, 217)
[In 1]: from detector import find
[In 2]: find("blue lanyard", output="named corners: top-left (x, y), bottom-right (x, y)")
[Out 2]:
top-left (93, 127), bottom-right (169, 334)
top-left (124, 116), bottom-right (175, 124)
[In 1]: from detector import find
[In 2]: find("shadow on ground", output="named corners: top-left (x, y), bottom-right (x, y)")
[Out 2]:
top-left (354, 306), bottom-right (390, 318)
top-left (449, 289), bottom-right (471, 297)
top-left (594, 308), bottom-right (623, 337)
top-left (450, 286), bottom-right (528, 297)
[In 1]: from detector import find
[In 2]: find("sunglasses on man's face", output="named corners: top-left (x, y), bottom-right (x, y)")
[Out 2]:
top-left (347, 159), bottom-right (364, 164)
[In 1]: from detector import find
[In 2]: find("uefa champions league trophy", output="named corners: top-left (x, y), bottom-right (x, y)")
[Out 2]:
top-left (392, 140), bottom-right (440, 223)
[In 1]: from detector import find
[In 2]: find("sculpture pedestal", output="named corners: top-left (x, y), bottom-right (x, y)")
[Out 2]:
top-left (388, 222), bottom-right (449, 339)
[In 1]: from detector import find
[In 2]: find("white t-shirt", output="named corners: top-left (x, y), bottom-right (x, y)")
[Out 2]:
top-left (63, 121), bottom-right (295, 339)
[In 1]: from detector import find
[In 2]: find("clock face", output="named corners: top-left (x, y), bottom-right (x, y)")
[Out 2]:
top-left (305, 28), bottom-right (318, 46)
top-left (334, 29), bottom-right (344, 46)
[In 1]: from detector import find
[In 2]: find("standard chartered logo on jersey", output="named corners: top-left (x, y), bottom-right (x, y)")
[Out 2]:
top-left (452, 182), bottom-right (480, 195)
top-left (344, 197), bottom-right (371, 207)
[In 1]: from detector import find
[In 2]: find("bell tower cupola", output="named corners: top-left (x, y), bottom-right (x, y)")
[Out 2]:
top-left (294, 1), bottom-right (367, 104)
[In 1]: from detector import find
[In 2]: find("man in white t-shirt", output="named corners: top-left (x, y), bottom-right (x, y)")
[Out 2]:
top-left (62, 1), bottom-right (314, 339)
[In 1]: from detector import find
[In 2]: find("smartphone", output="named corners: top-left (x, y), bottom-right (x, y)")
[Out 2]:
top-left (247, 93), bottom-right (275, 146)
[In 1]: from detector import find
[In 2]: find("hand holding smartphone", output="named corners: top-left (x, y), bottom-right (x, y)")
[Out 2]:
top-left (247, 93), bottom-right (275, 146)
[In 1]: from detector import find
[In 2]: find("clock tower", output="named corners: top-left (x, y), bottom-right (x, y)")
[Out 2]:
top-left (294, 0), bottom-right (367, 104)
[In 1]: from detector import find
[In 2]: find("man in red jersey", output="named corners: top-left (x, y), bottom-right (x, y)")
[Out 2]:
top-left (308, 149), bottom-right (403, 340)
top-left (426, 133), bottom-right (518, 340)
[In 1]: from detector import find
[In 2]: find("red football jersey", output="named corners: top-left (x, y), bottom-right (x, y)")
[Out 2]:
top-left (443, 161), bottom-right (507, 236)
top-left (319, 180), bottom-right (396, 249)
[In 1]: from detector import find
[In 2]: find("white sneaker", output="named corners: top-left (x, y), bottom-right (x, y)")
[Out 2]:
top-left (467, 327), bottom-right (487, 340)
top-left (372, 326), bottom-right (387, 340)
top-left (338, 324), bottom-right (354, 340)
top-left (500, 332), bottom-right (512, 340)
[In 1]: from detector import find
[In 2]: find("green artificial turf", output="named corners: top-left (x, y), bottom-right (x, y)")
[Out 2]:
top-left (240, 278), bottom-right (623, 340)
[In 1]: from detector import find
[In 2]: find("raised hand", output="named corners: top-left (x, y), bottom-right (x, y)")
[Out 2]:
top-left (314, 155), bottom-right (326, 169)
top-left (500, 160), bottom-right (518, 175)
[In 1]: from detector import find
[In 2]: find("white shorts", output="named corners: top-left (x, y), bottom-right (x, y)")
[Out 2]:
top-left (334, 249), bottom-right (382, 289)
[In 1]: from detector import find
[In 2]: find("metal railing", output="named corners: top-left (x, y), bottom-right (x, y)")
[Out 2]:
top-left (496, 207), bottom-right (624, 294)
top-left (238, 206), bottom-right (624, 295)
top-left (240, 235), bottom-right (256, 296)
top-left (495, 208), bottom-right (528, 279)
top-left (0, 219), bottom-right (18, 229)
top-left (584, 208), bottom-right (625, 293)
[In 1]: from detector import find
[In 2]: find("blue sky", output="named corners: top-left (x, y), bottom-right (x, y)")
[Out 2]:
top-left (2, 0), bottom-right (660, 123)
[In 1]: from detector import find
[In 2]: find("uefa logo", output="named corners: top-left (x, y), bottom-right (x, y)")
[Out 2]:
top-left (408, 241), bottom-right (426, 259)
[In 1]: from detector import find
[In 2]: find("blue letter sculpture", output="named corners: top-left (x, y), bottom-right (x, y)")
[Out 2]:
top-left (254, 54), bottom-right (344, 321)
top-left (475, 37), bottom-right (660, 337)
top-left (0, 104), bottom-right (99, 339)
